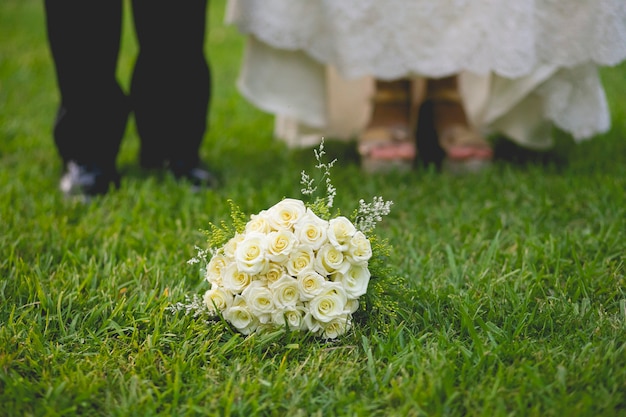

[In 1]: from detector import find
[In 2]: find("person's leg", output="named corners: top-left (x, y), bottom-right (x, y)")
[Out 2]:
top-left (44, 0), bottom-right (129, 195)
top-left (130, 0), bottom-right (211, 175)
top-left (417, 76), bottom-right (492, 174)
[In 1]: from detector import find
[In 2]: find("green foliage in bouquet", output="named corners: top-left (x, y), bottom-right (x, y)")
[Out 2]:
top-left (352, 234), bottom-right (411, 336)
top-left (202, 199), bottom-right (248, 250)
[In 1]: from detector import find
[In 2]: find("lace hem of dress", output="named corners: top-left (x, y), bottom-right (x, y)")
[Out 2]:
top-left (229, 0), bottom-right (626, 80)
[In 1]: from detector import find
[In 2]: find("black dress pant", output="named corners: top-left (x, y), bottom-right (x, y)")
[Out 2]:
top-left (44, 0), bottom-right (211, 170)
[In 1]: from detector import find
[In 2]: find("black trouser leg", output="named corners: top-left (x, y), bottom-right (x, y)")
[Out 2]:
top-left (131, 0), bottom-right (210, 168)
top-left (44, 0), bottom-right (130, 170)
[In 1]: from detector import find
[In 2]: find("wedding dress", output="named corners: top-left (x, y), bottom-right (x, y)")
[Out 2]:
top-left (227, 0), bottom-right (626, 149)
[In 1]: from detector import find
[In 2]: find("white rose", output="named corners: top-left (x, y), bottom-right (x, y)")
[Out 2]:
top-left (203, 286), bottom-right (233, 315)
top-left (322, 314), bottom-right (351, 339)
top-left (266, 198), bottom-right (306, 230)
top-left (245, 211), bottom-right (272, 234)
top-left (296, 270), bottom-right (326, 301)
top-left (270, 275), bottom-right (300, 308)
top-left (314, 243), bottom-right (350, 276)
top-left (224, 295), bottom-right (258, 335)
top-left (263, 262), bottom-right (285, 286)
top-left (222, 263), bottom-right (251, 293)
top-left (286, 246), bottom-right (315, 276)
top-left (327, 217), bottom-right (356, 251)
top-left (235, 232), bottom-right (268, 275)
top-left (346, 231), bottom-right (372, 264)
top-left (271, 304), bottom-right (307, 330)
top-left (344, 298), bottom-right (359, 314)
top-left (241, 281), bottom-right (274, 323)
top-left (205, 253), bottom-right (228, 285)
top-left (303, 311), bottom-right (322, 334)
top-left (293, 209), bottom-right (329, 251)
top-left (266, 229), bottom-right (297, 263)
top-left (333, 263), bottom-right (371, 298)
top-left (308, 282), bottom-right (348, 323)
top-left (223, 233), bottom-right (245, 260)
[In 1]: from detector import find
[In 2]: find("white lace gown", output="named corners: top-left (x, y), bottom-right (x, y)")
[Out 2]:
top-left (227, 0), bottom-right (626, 149)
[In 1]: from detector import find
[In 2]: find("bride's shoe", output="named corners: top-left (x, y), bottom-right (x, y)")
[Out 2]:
top-left (358, 79), bottom-right (417, 173)
top-left (417, 76), bottom-right (493, 174)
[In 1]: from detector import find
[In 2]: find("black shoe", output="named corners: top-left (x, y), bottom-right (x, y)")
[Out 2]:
top-left (59, 161), bottom-right (120, 199)
top-left (169, 160), bottom-right (218, 190)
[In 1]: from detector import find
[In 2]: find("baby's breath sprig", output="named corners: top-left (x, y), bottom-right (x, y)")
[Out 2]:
top-left (166, 294), bottom-right (207, 317)
top-left (187, 245), bottom-right (210, 265)
top-left (300, 170), bottom-right (316, 196)
top-left (300, 139), bottom-right (337, 213)
top-left (353, 196), bottom-right (394, 233)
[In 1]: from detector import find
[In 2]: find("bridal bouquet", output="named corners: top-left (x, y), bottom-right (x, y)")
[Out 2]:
top-left (170, 142), bottom-right (393, 339)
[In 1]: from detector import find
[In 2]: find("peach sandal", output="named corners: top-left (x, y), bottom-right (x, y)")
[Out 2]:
top-left (358, 79), bottom-right (417, 173)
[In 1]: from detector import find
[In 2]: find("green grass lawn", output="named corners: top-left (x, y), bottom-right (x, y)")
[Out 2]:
top-left (2, 1), bottom-right (626, 416)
